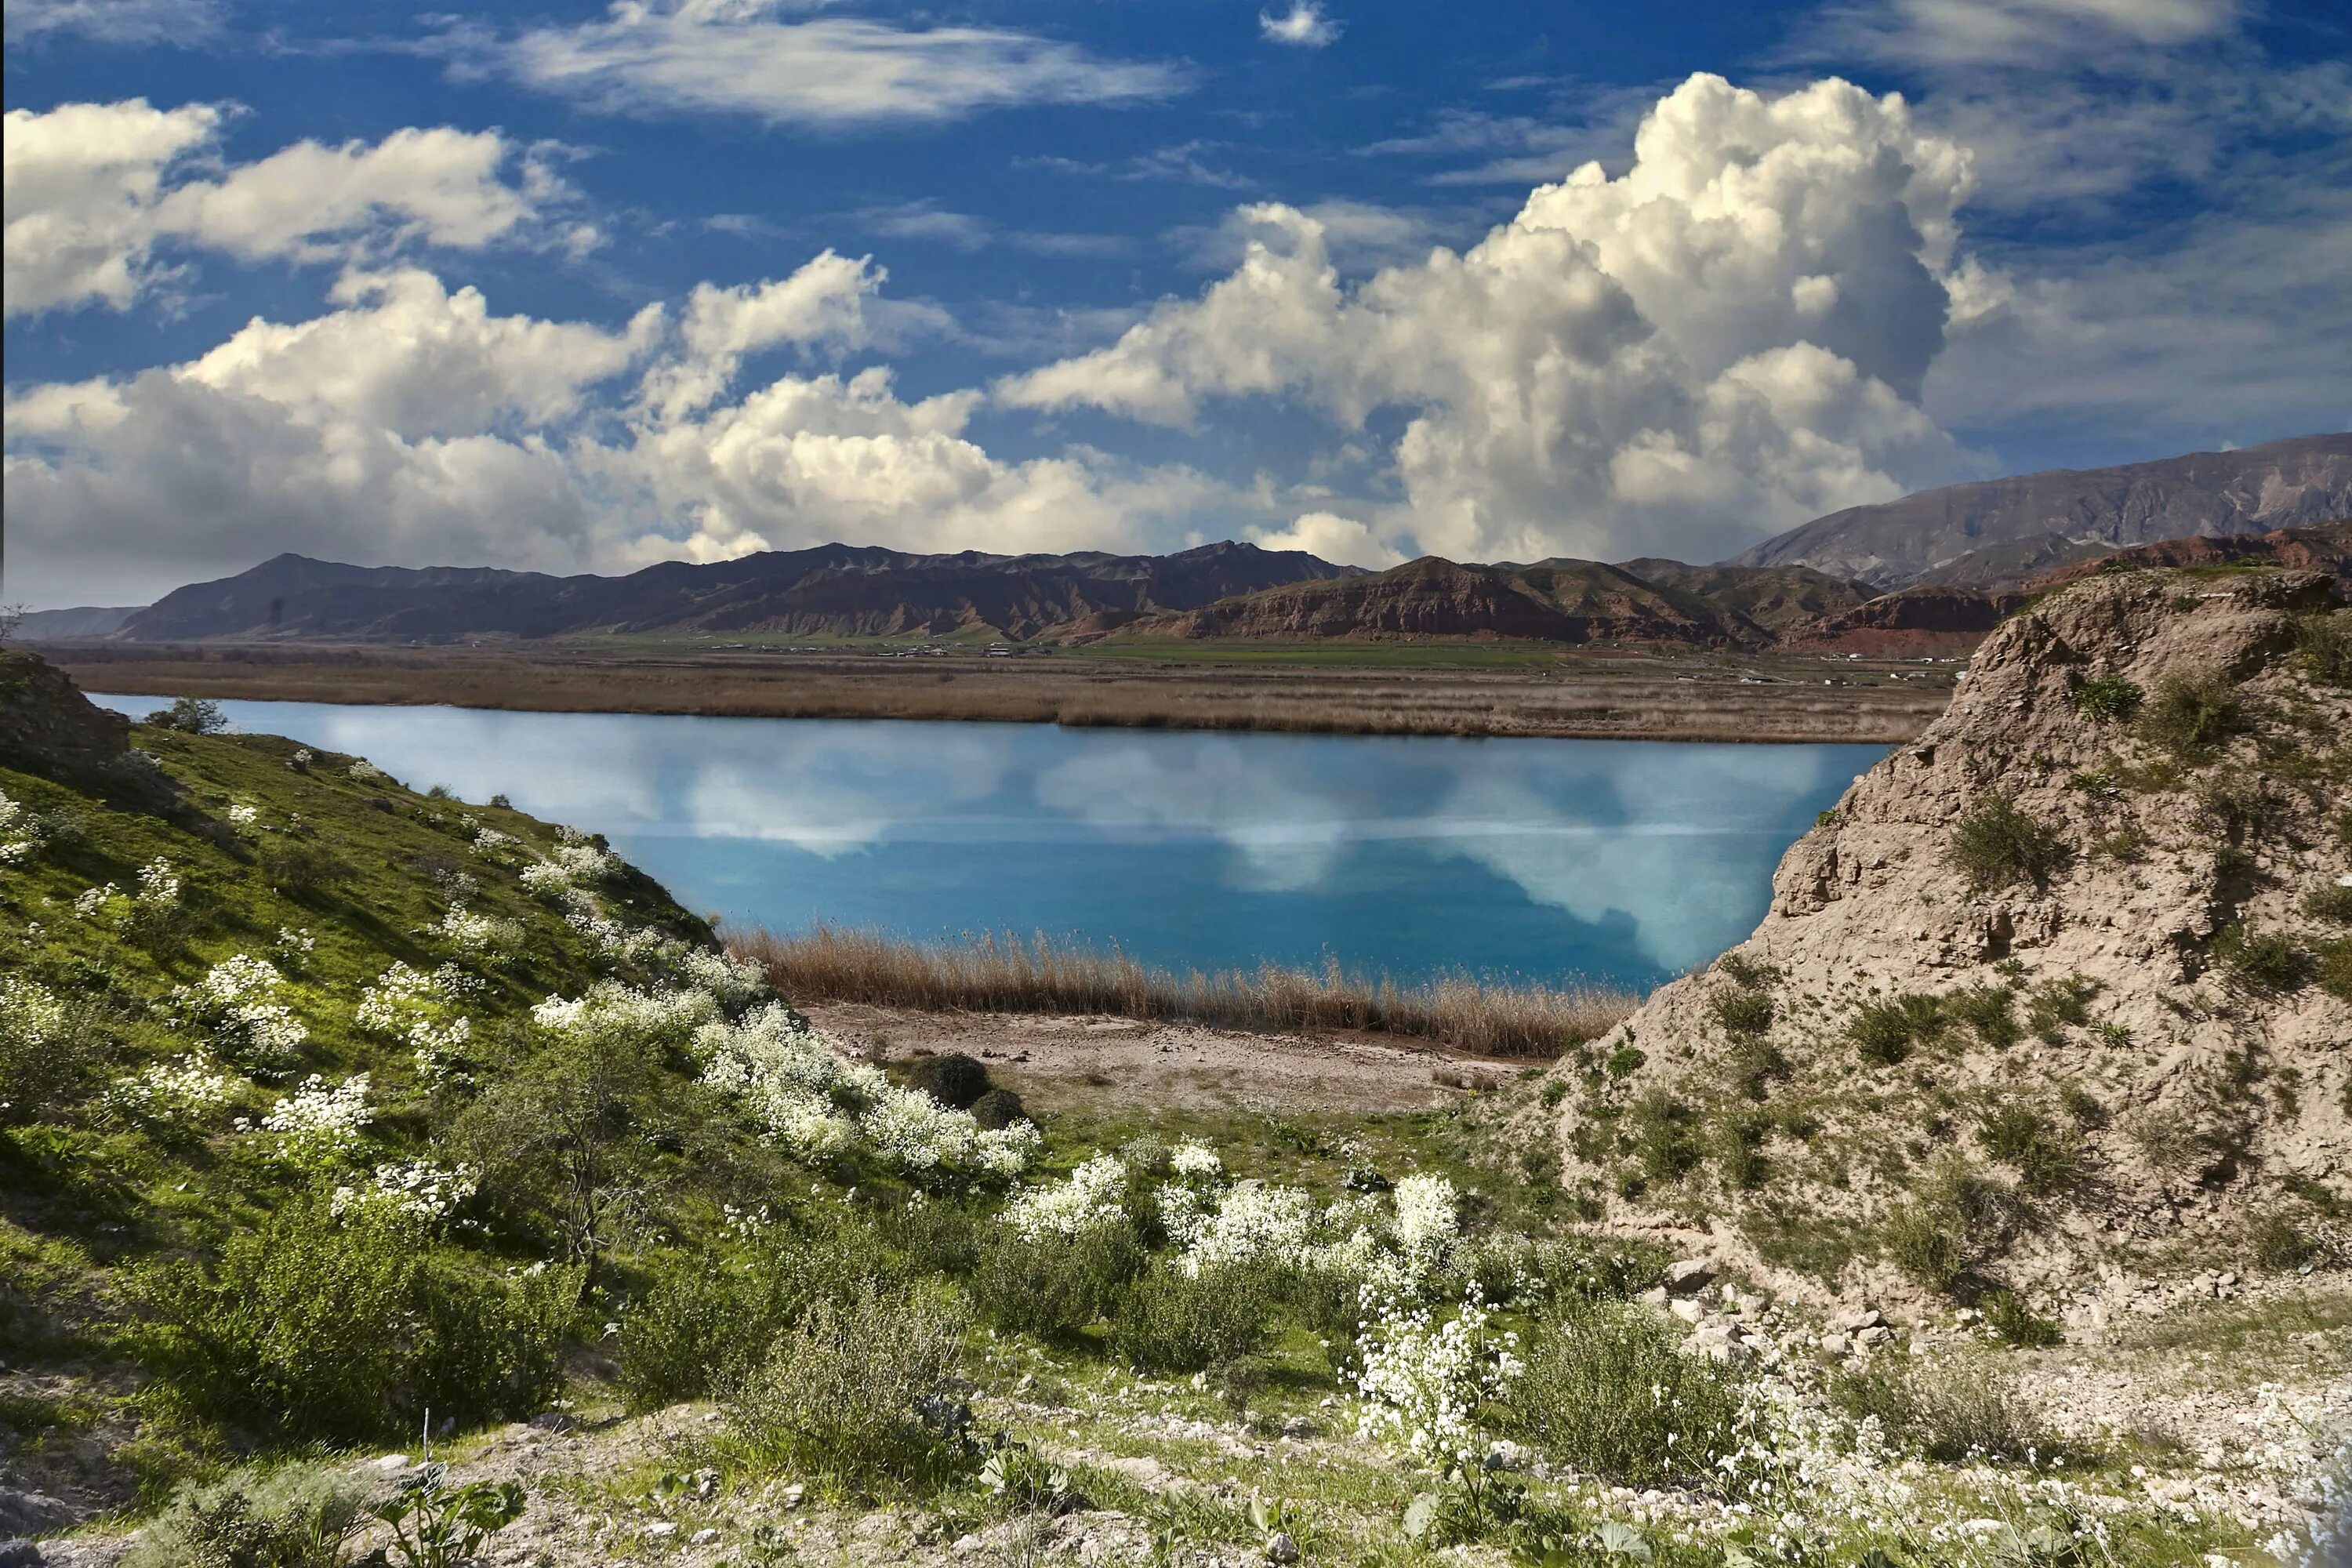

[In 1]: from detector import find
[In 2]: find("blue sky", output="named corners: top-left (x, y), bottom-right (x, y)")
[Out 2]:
top-left (5, 0), bottom-right (2347, 605)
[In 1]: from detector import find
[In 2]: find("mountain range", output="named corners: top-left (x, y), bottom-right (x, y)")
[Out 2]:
top-left (12, 434), bottom-right (2347, 655)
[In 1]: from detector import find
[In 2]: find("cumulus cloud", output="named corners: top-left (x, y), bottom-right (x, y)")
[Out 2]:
top-left (490, 2), bottom-right (1185, 128)
top-left (1001, 74), bottom-right (1972, 564)
top-left (1247, 513), bottom-right (1404, 569)
top-left (2, 101), bottom-right (579, 320)
top-left (3, 252), bottom-right (1232, 604)
top-left (1259, 2), bottom-right (1341, 49)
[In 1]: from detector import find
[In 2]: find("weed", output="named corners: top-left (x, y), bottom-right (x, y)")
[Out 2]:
top-left (2303, 884), bottom-right (2352, 925)
top-left (1831, 1354), bottom-right (2064, 1463)
top-left (1848, 993), bottom-right (1946, 1065)
top-left (1603, 1045), bottom-right (1647, 1080)
top-left (1977, 1103), bottom-right (2082, 1194)
top-left (1108, 1262), bottom-right (1276, 1373)
top-left (1943, 983), bottom-right (2020, 1049)
top-left (1945, 796), bottom-right (2072, 894)
top-left (1882, 1161), bottom-right (2020, 1295)
top-left (2319, 939), bottom-right (2352, 1004)
top-left (971, 1224), bottom-right (1145, 1341)
top-left (1980, 1290), bottom-right (2063, 1348)
top-left (1624, 1090), bottom-right (1703, 1185)
top-left (2247, 1207), bottom-right (2329, 1272)
top-left (1714, 1114), bottom-right (1769, 1190)
top-left (1504, 1301), bottom-right (1746, 1490)
top-left (2298, 609), bottom-right (2352, 686)
top-left (2215, 925), bottom-right (2313, 994)
top-left (125, 1467), bottom-right (374, 1568)
top-left (1706, 989), bottom-right (1774, 1039)
top-left (2138, 671), bottom-right (2249, 760)
top-left (2071, 675), bottom-right (2143, 720)
top-left (2024, 975), bottom-right (2100, 1042)
top-left (1722, 1036), bottom-right (1790, 1102)
top-left (1715, 954), bottom-right (1780, 989)
top-left (724, 1284), bottom-right (973, 1489)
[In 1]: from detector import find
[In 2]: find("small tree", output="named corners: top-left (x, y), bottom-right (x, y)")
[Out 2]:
top-left (146, 696), bottom-right (230, 734)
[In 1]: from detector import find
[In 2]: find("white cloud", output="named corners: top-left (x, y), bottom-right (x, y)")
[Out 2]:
top-left (1247, 512), bottom-right (1403, 569)
top-left (2, 101), bottom-right (579, 320)
top-left (2, 0), bottom-right (219, 44)
top-left (1259, 2), bottom-right (1341, 49)
top-left (492, 2), bottom-right (1186, 128)
top-left (1000, 74), bottom-right (1972, 564)
top-left (1812, 0), bottom-right (2241, 69)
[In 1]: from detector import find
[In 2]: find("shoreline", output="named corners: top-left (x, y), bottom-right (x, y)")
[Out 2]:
top-left (39, 638), bottom-right (1955, 744)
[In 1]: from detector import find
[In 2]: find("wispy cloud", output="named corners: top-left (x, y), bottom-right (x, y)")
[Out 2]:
top-left (473, 2), bottom-right (1189, 129)
top-left (1259, 2), bottom-right (1341, 49)
top-left (3, 0), bottom-right (220, 45)
top-left (1018, 140), bottom-right (1254, 190)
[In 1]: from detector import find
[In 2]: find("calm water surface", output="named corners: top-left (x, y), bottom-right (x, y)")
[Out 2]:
top-left (94, 694), bottom-right (1882, 991)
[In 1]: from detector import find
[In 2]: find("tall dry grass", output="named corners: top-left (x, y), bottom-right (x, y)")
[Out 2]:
top-left (728, 925), bottom-right (1638, 1058)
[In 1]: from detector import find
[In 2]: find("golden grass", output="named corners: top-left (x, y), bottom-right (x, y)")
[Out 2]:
top-left (728, 925), bottom-right (1639, 1058)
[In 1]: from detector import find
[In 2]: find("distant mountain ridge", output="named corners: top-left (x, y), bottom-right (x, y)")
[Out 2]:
top-left (106, 542), bottom-right (1363, 644)
top-left (1731, 432), bottom-right (2352, 588)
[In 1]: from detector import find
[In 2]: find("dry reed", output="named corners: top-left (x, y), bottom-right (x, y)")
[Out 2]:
top-left (728, 925), bottom-right (1639, 1058)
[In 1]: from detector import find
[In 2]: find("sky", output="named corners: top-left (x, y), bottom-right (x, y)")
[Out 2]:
top-left (3, 0), bottom-right (2347, 608)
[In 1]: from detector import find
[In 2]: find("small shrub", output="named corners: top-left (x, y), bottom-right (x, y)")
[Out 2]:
top-left (1518, 1235), bottom-right (1673, 1307)
top-left (1715, 1114), bottom-right (1769, 1189)
top-left (2137, 671), bottom-right (2247, 760)
top-left (1723, 1036), bottom-right (1790, 1101)
top-left (1882, 1163), bottom-right (2018, 1295)
top-left (145, 696), bottom-right (229, 734)
top-left (257, 837), bottom-right (354, 896)
top-left (2216, 925), bottom-right (2312, 994)
top-left (1976, 1104), bottom-right (2082, 1195)
top-left (2297, 609), bottom-right (2352, 686)
top-left (1831, 1354), bottom-right (2059, 1462)
top-left (901, 1052), bottom-right (990, 1110)
top-left (1504, 1301), bottom-right (1745, 1489)
top-left (1715, 954), bottom-right (1780, 989)
top-left (1944, 983), bottom-right (2020, 1048)
top-left (724, 1284), bottom-right (972, 1488)
top-left (2318, 940), bottom-right (2352, 1004)
top-left (1980, 1289), bottom-right (2062, 1348)
top-left (619, 1226), bottom-right (888, 1411)
top-left (1945, 797), bottom-right (2071, 894)
top-left (1848, 993), bottom-right (1946, 1065)
top-left (883, 1198), bottom-right (985, 1277)
top-left (2303, 884), bottom-right (2352, 925)
top-left (125, 1466), bottom-right (374, 1568)
top-left (1707, 989), bottom-right (1775, 1039)
top-left (1108, 1262), bottom-right (1275, 1373)
top-left (1624, 1089), bottom-right (1702, 1185)
top-left (2024, 975), bottom-right (2100, 1042)
top-left (968, 1087), bottom-right (1028, 1131)
top-left (1603, 1044), bottom-right (1647, 1079)
top-left (970, 1225), bottom-right (1144, 1340)
top-left (2071, 675), bottom-right (2143, 721)
top-left (2246, 1208), bottom-right (2325, 1272)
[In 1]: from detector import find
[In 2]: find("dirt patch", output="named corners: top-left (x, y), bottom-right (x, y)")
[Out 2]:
top-left (802, 1003), bottom-right (1514, 1116)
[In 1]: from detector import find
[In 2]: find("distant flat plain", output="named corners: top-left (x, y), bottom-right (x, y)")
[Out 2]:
top-left (42, 636), bottom-right (1958, 743)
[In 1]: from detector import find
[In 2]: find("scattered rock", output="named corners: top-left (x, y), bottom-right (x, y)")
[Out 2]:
top-left (1265, 1530), bottom-right (1302, 1563)
top-left (1664, 1258), bottom-right (1716, 1294)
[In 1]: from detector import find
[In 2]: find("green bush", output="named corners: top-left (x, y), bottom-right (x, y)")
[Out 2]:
top-left (256, 836), bottom-right (354, 896)
top-left (1943, 983), bottom-right (2021, 1049)
top-left (2247, 1207), bottom-right (2327, 1272)
top-left (1723, 1035), bottom-right (1790, 1101)
top-left (1980, 1289), bottom-right (2063, 1348)
top-left (1707, 989), bottom-right (1775, 1039)
top-left (619, 1225), bottom-right (891, 1412)
top-left (883, 1196), bottom-right (985, 1276)
top-left (1624, 1089), bottom-right (1702, 1185)
top-left (2216, 925), bottom-right (2313, 993)
top-left (969, 1224), bottom-right (1143, 1340)
top-left (2319, 940), bottom-right (2352, 1004)
top-left (1108, 1261), bottom-right (1275, 1373)
top-left (1976, 1103), bottom-right (2082, 1194)
top-left (1944, 797), bottom-right (2071, 895)
top-left (901, 1052), bottom-right (990, 1110)
top-left (1715, 954), bottom-right (1780, 989)
top-left (145, 696), bottom-right (230, 734)
top-left (2297, 609), bottom-right (2352, 686)
top-left (2303, 884), bottom-right (2352, 925)
top-left (2023, 975), bottom-right (2100, 1042)
top-left (1519, 1235), bottom-right (1672, 1307)
top-left (0, 975), bottom-right (104, 1126)
top-left (123, 1465), bottom-right (374, 1568)
top-left (1831, 1354), bottom-right (2060, 1463)
top-left (1848, 993), bottom-right (1946, 1065)
top-left (137, 1201), bottom-right (572, 1440)
top-left (2070, 675), bottom-right (2143, 720)
top-left (2137, 671), bottom-right (2248, 760)
top-left (1503, 1301), bottom-right (1745, 1490)
top-left (1881, 1163), bottom-right (2018, 1296)
top-left (724, 1283), bottom-right (972, 1489)
top-left (1715, 1114), bottom-right (1769, 1189)
top-left (968, 1087), bottom-right (1028, 1130)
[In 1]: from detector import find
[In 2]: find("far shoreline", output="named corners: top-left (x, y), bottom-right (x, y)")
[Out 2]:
top-left (41, 637), bottom-right (1955, 746)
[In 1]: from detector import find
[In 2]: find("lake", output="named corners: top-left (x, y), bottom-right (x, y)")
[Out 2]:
top-left (93, 694), bottom-right (1882, 991)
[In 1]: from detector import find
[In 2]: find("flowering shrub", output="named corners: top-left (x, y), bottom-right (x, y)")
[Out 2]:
top-left (347, 760), bottom-right (385, 782)
top-left (273, 926), bottom-right (314, 965)
top-left (1352, 1296), bottom-right (1522, 1526)
top-left (553, 843), bottom-right (615, 883)
top-left (332, 1157), bottom-right (479, 1225)
top-left (226, 804), bottom-right (260, 829)
top-left (534, 981), bottom-right (719, 1053)
top-left (173, 953), bottom-right (308, 1066)
top-left (106, 1053), bottom-right (238, 1123)
top-left (470, 827), bottom-right (518, 854)
top-left (1166, 1180), bottom-right (1323, 1276)
top-left (72, 883), bottom-right (118, 918)
top-left (1392, 1173), bottom-right (1460, 1276)
top-left (1003, 1155), bottom-right (1129, 1240)
top-left (1168, 1140), bottom-right (1224, 1181)
top-left (691, 1003), bottom-right (1038, 1180)
top-left (356, 963), bottom-right (476, 1084)
top-left (0, 788), bottom-right (43, 866)
top-left (136, 858), bottom-right (181, 908)
top-left (517, 862), bottom-right (572, 901)
top-left (248, 1073), bottom-right (373, 1169)
top-left (431, 905), bottom-right (522, 960)
top-left (1, 974), bottom-right (67, 1054)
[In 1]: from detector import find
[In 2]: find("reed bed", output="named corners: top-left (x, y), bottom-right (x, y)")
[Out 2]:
top-left (728, 925), bottom-right (1640, 1058)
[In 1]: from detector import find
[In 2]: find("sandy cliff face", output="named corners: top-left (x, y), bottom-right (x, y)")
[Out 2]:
top-left (1558, 568), bottom-right (2352, 1308)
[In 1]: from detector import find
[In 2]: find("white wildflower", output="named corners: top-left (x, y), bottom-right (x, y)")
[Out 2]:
top-left (72, 883), bottom-right (118, 918)
top-left (332, 1157), bottom-right (477, 1224)
top-left (1004, 1155), bottom-right (1130, 1240)
top-left (135, 858), bottom-right (180, 909)
top-left (1169, 1141), bottom-right (1225, 1181)
top-left (253, 1073), bottom-right (372, 1168)
top-left (106, 1053), bottom-right (238, 1121)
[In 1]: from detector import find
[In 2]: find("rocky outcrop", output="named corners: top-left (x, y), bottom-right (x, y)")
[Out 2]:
top-left (1733, 432), bottom-right (2352, 588)
top-left (2029, 520), bottom-right (2352, 595)
top-left (0, 648), bottom-right (178, 811)
top-left (1559, 567), bottom-right (2352, 1307)
top-left (1785, 586), bottom-right (2027, 654)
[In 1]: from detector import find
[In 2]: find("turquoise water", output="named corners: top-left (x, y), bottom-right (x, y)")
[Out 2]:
top-left (93, 694), bottom-right (1881, 990)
